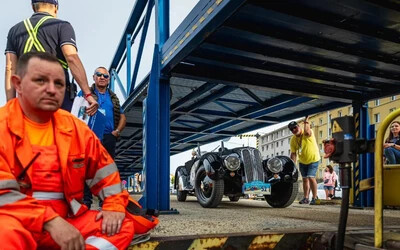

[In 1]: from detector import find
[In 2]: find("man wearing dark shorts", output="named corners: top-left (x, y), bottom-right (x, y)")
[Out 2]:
top-left (5, 0), bottom-right (98, 115)
top-left (289, 116), bottom-right (321, 205)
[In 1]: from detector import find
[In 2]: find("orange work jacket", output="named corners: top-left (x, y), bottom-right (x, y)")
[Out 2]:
top-left (0, 99), bottom-right (128, 234)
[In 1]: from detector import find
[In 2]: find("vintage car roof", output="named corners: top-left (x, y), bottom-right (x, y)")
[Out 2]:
top-left (115, 0), bottom-right (400, 174)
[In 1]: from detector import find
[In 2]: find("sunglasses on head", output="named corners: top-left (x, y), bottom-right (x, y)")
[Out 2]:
top-left (95, 72), bottom-right (109, 79)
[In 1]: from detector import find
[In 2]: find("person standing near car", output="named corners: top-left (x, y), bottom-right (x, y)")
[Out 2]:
top-left (323, 165), bottom-right (337, 200)
top-left (288, 116), bottom-right (321, 205)
top-left (5, 0), bottom-right (98, 114)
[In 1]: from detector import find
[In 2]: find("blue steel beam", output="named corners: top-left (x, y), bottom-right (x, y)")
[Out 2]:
top-left (110, 0), bottom-right (149, 70)
top-left (172, 110), bottom-right (279, 123)
top-left (170, 82), bottom-right (217, 111)
top-left (171, 96), bottom-right (312, 148)
top-left (111, 69), bottom-right (127, 99)
top-left (143, 0), bottom-right (170, 211)
top-left (130, 0), bottom-right (154, 93)
top-left (126, 34), bottom-right (132, 93)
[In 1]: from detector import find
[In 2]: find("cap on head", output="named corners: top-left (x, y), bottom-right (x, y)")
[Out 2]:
top-left (288, 121), bottom-right (298, 131)
top-left (31, 0), bottom-right (58, 6)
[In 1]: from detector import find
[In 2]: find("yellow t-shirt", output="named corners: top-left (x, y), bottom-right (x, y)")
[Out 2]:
top-left (290, 130), bottom-right (320, 165)
top-left (24, 117), bottom-right (54, 146)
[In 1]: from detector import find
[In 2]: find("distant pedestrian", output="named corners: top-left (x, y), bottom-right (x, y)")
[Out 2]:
top-left (323, 165), bottom-right (337, 200)
top-left (5, 0), bottom-right (98, 114)
top-left (289, 116), bottom-right (321, 205)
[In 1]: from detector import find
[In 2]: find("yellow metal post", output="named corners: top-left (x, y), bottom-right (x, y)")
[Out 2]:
top-left (374, 108), bottom-right (400, 248)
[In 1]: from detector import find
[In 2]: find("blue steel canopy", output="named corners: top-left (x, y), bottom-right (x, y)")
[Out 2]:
top-left (115, 0), bottom-right (400, 174)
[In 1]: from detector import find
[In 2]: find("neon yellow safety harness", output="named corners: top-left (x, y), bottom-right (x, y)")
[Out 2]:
top-left (23, 16), bottom-right (68, 69)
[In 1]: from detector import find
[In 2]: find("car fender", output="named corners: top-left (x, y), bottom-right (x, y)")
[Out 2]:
top-left (175, 166), bottom-right (189, 191)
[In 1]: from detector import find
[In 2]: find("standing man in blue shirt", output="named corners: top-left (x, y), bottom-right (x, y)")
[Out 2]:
top-left (90, 67), bottom-right (126, 159)
top-left (84, 67), bottom-right (126, 208)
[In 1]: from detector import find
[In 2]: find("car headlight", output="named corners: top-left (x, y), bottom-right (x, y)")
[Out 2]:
top-left (224, 154), bottom-right (240, 171)
top-left (267, 157), bottom-right (283, 173)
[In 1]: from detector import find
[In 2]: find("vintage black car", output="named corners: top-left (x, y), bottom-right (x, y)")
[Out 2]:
top-left (174, 142), bottom-right (299, 208)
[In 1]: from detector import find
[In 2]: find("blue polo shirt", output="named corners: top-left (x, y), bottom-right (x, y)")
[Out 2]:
top-left (94, 88), bottom-right (123, 134)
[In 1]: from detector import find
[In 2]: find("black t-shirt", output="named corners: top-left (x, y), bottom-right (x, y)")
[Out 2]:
top-left (5, 12), bottom-right (77, 65)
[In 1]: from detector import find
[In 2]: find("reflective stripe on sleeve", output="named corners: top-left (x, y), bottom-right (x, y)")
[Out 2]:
top-left (97, 183), bottom-right (122, 200)
top-left (32, 192), bottom-right (64, 200)
top-left (0, 179), bottom-right (20, 191)
top-left (87, 163), bottom-right (118, 188)
top-left (0, 190), bottom-right (27, 207)
top-left (85, 236), bottom-right (117, 250)
top-left (70, 199), bottom-right (83, 215)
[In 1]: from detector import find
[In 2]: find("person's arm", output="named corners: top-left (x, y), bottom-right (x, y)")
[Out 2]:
top-left (43, 216), bottom-right (85, 249)
top-left (5, 53), bottom-right (17, 101)
top-left (111, 113), bottom-right (127, 138)
top-left (61, 44), bottom-right (98, 116)
top-left (303, 115), bottom-right (312, 137)
top-left (290, 152), bottom-right (297, 163)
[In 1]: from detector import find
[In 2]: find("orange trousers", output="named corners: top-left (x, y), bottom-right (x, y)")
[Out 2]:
top-left (0, 210), bottom-right (134, 250)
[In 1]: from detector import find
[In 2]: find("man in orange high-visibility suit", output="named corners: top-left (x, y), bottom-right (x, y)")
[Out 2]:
top-left (0, 52), bottom-right (134, 249)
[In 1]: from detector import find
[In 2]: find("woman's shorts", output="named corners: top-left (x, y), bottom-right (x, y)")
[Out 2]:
top-left (324, 186), bottom-right (334, 191)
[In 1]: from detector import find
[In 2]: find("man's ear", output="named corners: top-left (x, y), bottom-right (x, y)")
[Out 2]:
top-left (11, 75), bottom-right (22, 95)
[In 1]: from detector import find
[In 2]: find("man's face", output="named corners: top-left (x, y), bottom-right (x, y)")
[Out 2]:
top-left (13, 58), bottom-right (65, 114)
top-left (93, 68), bottom-right (110, 88)
top-left (290, 125), bottom-right (301, 136)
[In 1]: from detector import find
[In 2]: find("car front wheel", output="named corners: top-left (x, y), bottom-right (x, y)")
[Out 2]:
top-left (265, 182), bottom-right (299, 208)
top-left (194, 166), bottom-right (224, 208)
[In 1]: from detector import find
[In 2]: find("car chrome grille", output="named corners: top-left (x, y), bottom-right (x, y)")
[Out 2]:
top-left (240, 148), bottom-right (264, 182)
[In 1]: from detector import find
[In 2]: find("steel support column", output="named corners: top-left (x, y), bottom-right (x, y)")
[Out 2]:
top-left (143, 0), bottom-right (170, 211)
top-left (353, 102), bottom-right (373, 207)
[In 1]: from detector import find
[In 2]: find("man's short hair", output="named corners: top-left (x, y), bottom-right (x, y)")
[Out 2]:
top-left (288, 121), bottom-right (298, 131)
top-left (17, 52), bottom-right (62, 78)
top-left (94, 66), bottom-right (108, 75)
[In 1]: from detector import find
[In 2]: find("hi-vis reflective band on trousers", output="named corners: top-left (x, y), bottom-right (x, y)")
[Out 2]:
top-left (86, 163), bottom-right (119, 189)
top-left (23, 16), bottom-right (68, 69)
top-left (0, 179), bottom-right (20, 190)
top-left (85, 236), bottom-right (118, 250)
top-left (32, 192), bottom-right (64, 200)
top-left (0, 190), bottom-right (27, 207)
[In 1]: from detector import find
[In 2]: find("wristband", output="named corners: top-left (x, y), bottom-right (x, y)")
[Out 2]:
top-left (84, 93), bottom-right (92, 99)
top-left (115, 129), bottom-right (121, 136)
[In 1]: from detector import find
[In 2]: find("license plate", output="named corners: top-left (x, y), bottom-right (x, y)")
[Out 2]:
top-left (243, 181), bottom-right (271, 195)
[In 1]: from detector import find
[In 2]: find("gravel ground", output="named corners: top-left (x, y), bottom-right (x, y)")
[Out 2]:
top-left (147, 195), bottom-right (400, 237)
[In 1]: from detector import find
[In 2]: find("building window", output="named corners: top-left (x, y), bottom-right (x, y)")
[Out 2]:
top-left (391, 96), bottom-right (396, 101)
top-left (262, 137), bottom-right (264, 143)
top-left (271, 154), bottom-right (274, 157)
top-left (276, 142), bottom-right (279, 147)
top-left (328, 128), bottom-right (332, 137)
top-left (266, 144), bottom-right (269, 150)
top-left (281, 140), bottom-right (283, 146)
top-left (338, 111), bottom-right (342, 117)
top-left (374, 113), bottom-right (380, 123)
top-left (281, 151), bottom-right (284, 155)
top-left (319, 118), bottom-right (323, 125)
top-left (348, 107), bottom-right (353, 115)
top-left (390, 107), bottom-right (396, 113)
top-left (262, 146), bottom-right (264, 151)
top-left (311, 121), bottom-right (314, 128)
top-left (319, 131), bottom-right (323, 138)
top-left (328, 114), bottom-right (332, 124)
top-left (375, 99), bottom-right (380, 106)
top-left (288, 150), bottom-right (290, 155)
top-left (319, 144), bottom-right (322, 150)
